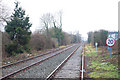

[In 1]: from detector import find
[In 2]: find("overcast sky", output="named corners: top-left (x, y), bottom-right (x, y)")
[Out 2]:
top-left (3, 0), bottom-right (120, 40)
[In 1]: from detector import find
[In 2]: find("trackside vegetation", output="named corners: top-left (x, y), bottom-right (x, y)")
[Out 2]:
top-left (5, 2), bottom-right (32, 55)
top-left (85, 44), bottom-right (119, 79)
top-left (2, 2), bottom-right (81, 57)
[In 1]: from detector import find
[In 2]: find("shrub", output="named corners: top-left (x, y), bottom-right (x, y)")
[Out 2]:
top-left (30, 32), bottom-right (46, 50)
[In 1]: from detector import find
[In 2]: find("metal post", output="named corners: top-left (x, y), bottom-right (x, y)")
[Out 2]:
top-left (95, 43), bottom-right (98, 54)
top-left (110, 47), bottom-right (112, 58)
top-left (81, 48), bottom-right (84, 80)
top-left (96, 46), bottom-right (97, 54)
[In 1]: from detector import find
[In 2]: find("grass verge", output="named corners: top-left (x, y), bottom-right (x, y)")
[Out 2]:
top-left (85, 44), bottom-right (119, 79)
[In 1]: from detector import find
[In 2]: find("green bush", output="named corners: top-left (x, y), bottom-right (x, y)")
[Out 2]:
top-left (5, 43), bottom-right (16, 55)
top-left (5, 42), bottom-right (24, 56)
top-left (24, 45), bottom-right (31, 53)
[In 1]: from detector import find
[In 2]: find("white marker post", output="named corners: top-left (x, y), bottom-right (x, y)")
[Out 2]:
top-left (95, 42), bottom-right (98, 53)
top-left (106, 37), bottom-right (115, 58)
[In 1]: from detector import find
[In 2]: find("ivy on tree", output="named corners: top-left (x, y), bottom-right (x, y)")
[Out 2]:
top-left (5, 2), bottom-right (32, 55)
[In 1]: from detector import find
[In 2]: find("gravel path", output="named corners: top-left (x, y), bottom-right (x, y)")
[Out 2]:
top-left (2, 45), bottom-right (75, 77)
top-left (54, 45), bottom-right (82, 78)
top-left (12, 44), bottom-right (80, 78)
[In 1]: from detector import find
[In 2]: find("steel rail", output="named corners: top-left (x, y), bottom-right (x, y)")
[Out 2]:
top-left (81, 47), bottom-right (84, 80)
top-left (0, 44), bottom-right (77, 80)
top-left (46, 45), bottom-right (81, 80)
top-left (0, 44), bottom-right (75, 69)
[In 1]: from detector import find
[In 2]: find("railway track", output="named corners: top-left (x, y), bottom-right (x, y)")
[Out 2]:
top-left (0, 44), bottom-right (74, 69)
top-left (46, 44), bottom-right (85, 80)
top-left (80, 45), bottom-right (85, 80)
top-left (0, 44), bottom-right (78, 80)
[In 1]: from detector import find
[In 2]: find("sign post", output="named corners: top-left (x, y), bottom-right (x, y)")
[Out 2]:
top-left (95, 42), bottom-right (98, 53)
top-left (106, 37), bottom-right (115, 58)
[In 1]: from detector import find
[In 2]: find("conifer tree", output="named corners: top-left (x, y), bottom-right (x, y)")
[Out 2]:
top-left (5, 2), bottom-right (32, 55)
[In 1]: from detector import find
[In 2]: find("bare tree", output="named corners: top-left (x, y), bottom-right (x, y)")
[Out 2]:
top-left (52, 11), bottom-right (63, 45)
top-left (51, 11), bottom-right (64, 46)
top-left (40, 13), bottom-right (53, 37)
top-left (40, 13), bottom-right (53, 48)
top-left (0, 0), bottom-right (11, 31)
top-left (30, 31), bottom-right (46, 50)
top-left (76, 31), bottom-right (81, 43)
top-left (40, 11), bottom-right (63, 46)
top-left (62, 32), bottom-right (71, 45)
top-left (58, 10), bottom-right (62, 29)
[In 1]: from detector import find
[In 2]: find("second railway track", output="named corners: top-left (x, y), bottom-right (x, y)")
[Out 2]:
top-left (0, 44), bottom-right (79, 80)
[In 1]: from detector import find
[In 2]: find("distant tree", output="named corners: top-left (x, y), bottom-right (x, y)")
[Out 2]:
top-left (87, 31), bottom-right (93, 44)
top-left (30, 32), bottom-right (46, 51)
top-left (76, 31), bottom-right (81, 43)
top-left (94, 30), bottom-right (108, 46)
top-left (69, 32), bottom-right (81, 44)
top-left (58, 11), bottom-right (63, 45)
top-left (40, 13), bottom-right (53, 48)
top-left (5, 2), bottom-right (32, 55)
top-left (40, 12), bottom-right (64, 46)
top-left (99, 30), bottom-right (108, 46)
top-left (62, 32), bottom-right (71, 45)
top-left (73, 35), bottom-right (77, 43)
top-left (2, 32), bottom-right (11, 57)
top-left (41, 13), bottom-right (52, 37)
top-left (52, 20), bottom-right (63, 46)
top-left (51, 11), bottom-right (64, 46)
top-left (94, 31), bottom-right (100, 45)
top-left (87, 29), bottom-right (108, 46)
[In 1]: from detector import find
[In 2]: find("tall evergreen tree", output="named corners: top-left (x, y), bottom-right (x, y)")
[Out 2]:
top-left (5, 2), bottom-right (32, 55)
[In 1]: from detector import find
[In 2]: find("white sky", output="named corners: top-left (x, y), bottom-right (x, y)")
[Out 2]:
top-left (3, 0), bottom-right (120, 40)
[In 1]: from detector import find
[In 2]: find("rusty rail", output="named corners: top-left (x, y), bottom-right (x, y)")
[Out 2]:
top-left (0, 44), bottom-right (77, 80)
top-left (0, 44), bottom-right (76, 69)
top-left (46, 45), bottom-right (81, 80)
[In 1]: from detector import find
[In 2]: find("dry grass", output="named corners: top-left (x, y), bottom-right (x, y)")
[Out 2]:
top-left (2, 45), bottom-right (68, 66)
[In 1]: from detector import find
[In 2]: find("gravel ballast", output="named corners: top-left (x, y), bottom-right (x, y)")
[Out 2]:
top-left (54, 45), bottom-right (83, 78)
top-left (2, 45), bottom-right (75, 77)
top-left (12, 44), bottom-right (80, 78)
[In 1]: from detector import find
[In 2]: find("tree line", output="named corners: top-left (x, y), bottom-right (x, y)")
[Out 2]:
top-left (0, 2), bottom-right (81, 56)
top-left (87, 30), bottom-right (120, 54)
top-left (87, 30), bottom-right (108, 46)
